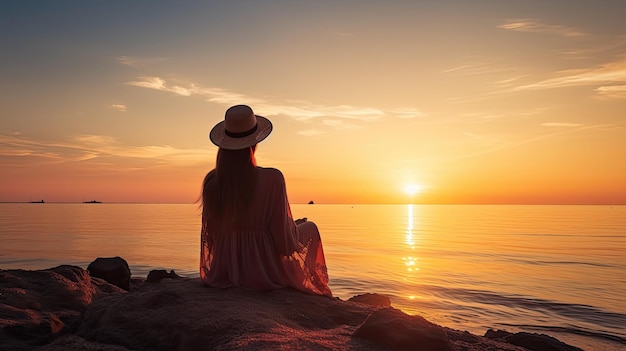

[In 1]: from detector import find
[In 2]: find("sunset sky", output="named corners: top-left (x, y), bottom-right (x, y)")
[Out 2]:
top-left (1, 1), bottom-right (625, 204)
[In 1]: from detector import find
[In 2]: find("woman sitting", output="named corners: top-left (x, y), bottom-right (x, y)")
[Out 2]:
top-left (200, 104), bottom-right (332, 297)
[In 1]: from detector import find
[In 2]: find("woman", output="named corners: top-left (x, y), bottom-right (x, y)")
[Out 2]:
top-left (200, 104), bottom-right (332, 297)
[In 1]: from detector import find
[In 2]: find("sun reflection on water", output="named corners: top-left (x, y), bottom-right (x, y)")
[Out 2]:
top-left (402, 204), bottom-right (421, 301)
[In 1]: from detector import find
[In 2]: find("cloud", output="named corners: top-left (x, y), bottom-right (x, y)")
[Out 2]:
top-left (116, 56), bottom-right (167, 67)
top-left (126, 76), bottom-right (198, 97)
top-left (321, 119), bottom-right (361, 131)
top-left (127, 76), bottom-right (165, 90)
top-left (322, 120), bottom-right (342, 127)
top-left (443, 61), bottom-right (530, 102)
top-left (203, 87), bottom-right (263, 106)
top-left (69, 135), bottom-right (208, 163)
top-left (462, 131), bottom-right (483, 139)
top-left (498, 19), bottom-right (587, 37)
top-left (514, 57), bottom-right (626, 91)
top-left (124, 76), bottom-right (417, 132)
top-left (443, 65), bottom-right (471, 73)
top-left (0, 133), bottom-right (209, 167)
top-left (259, 104), bottom-right (383, 121)
top-left (556, 35), bottom-right (626, 61)
top-left (391, 108), bottom-right (424, 119)
top-left (111, 104), bottom-right (127, 112)
top-left (596, 85), bottom-right (626, 99)
top-left (494, 75), bottom-right (528, 87)
top-left (455, 123), bottom-right (613, 160)
top-left (74, 135), bottom-right (118, 145)
top-left (541, 122), bottom-right (584, 127)
top-left (443, 61), bottom-right (513, 76)
top-left (297, 129), bottom-right (324, 137)
top-left (117, 56), bottom-right (137, 66)
top-left (170, 86), bottom-right (193, 96)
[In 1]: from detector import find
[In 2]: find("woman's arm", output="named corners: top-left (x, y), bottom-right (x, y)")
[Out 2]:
top-left (268, 169), bottom-right (301, 256)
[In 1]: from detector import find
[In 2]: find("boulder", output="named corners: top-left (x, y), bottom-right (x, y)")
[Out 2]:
top-left (87, 257), bottom-right (131, 290)
top-left (0, 265), bottom-right (124, 350)
top-left (73, 279), bottom-right (381, 350)
top-left (146, 269), bottom-right (181, 283)
top-left (348, 293), bottom-right (392, 307)
top-left (484, 329), bottom-right (584, 351)
top-left (72, 284), bottom-right (529, 351)
top-left (353, 307), bottom-right (452, 351)
top-left (0, 261), bottom-right (588, 351)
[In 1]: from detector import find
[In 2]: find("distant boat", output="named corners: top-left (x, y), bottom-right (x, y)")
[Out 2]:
top-left (308, 200), bottom-right (314, 205)
top-left (30, 200), bottom-right (45, 203)
top-left (83, 200), bottom-right (102, 204)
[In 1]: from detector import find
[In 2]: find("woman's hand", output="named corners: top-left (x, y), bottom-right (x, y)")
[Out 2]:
top-left (295, 217), bottom-right (308, 225)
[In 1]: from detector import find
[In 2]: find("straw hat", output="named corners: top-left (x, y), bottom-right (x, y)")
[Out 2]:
top-left (209, 105), bottom-right (272, 150)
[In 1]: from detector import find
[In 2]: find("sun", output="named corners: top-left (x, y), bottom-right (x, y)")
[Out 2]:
top-left (404, 184), bottom-right (423, 196)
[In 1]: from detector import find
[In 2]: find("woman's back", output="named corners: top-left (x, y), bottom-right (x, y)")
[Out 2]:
top-left (200, 167), bottom-right (332, 296)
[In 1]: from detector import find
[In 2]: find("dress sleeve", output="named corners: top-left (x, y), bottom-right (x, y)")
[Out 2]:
top-left (269, 169), bottom-right (301, 256)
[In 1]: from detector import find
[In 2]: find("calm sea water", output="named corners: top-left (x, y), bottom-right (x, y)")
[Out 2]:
top-left (0, 203), bottom-right (624, 350)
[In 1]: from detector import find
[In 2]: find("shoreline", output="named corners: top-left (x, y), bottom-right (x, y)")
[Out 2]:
top-left (0, 259), bottom-right (589, 351)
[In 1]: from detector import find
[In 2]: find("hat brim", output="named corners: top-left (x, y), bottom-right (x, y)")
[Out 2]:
top-left (209, 115), bottom-right (273, 150)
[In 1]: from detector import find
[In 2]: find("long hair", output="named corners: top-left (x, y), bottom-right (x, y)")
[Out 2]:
top-left (202, 145), bottom-right (257, 226)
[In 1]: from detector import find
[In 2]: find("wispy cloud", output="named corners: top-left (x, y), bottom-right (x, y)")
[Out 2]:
top-left (391, 108), bottom-right (424, 119)
top-left (443, 61), bottom-right (513, 76)
top-left (322, 119), bottom-right (361, 130)
top-left (557, 35), bottom-right (626, 60)
top-left (126, 77), bottom-right (196, 96)
top-left (541, 122), bottom-right (583, 127)
top-left (116, 56), bottom-right (167, 67)
top-left (462, 131), bottom-right (483, 139)
top-left (124, 76), bottom-right (422, 133)
top-left (297, 129), bottom-right (324, 137)
top-left (494, 75), bottom-right (528, 87)
top-left (452, 108), bottom-right (549, 123)
top-left (514, 57), bottom-right (626, 92)
top-left (117, 56), bottom-right (137, 66)
top-left (498, 19), bottom-right (587, 37)
top-left (260, 103), bottom-right (384, 121)
top-left (127, 76), bottom-right (166, 89)
top-left (442, 60), bottom-right (530, 104)
top-left (111, 104), bottom-right (127, 112)
top-left (455, 123), bottom-right (613, 160)
top-left (0, 133), bottom-right (209, 167)
top-left (596, 85), bottom-right (626, 99)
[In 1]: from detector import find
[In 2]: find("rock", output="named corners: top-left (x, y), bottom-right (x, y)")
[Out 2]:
top-left (0, 261), bottom-right (588, 351)
top-left (353, 307), bottom-right (452, 351)
top-left (484, 329), bottom-right (585, 351)
top-left (0, 265), bottom-right (124, 350)
top-left (73, 278), bottom-right (381, 350)
top-left (349, 293), bottom-right (392, 307)
top-left (34, 334), bottom-right (132, 351)
top-left (87, 257), bottom-right (131, 290)
top-left (484, 329), bottom-right (512, 339)
top-left (146, 269), bottom-right (181, 283)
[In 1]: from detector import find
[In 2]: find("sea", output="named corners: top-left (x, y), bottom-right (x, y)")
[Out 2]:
top-left (1, 203), bottom-right (624, 350)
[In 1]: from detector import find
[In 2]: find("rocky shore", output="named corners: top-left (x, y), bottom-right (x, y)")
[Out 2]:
top-left (0, 258), bottom-right (584, 351)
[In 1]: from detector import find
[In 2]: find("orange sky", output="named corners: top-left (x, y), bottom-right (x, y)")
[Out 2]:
top-left (1, 1), bottom-right (625, 204)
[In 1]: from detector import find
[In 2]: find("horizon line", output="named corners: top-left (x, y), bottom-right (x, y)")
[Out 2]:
top-left (1, 201), bottom-right (624, 206)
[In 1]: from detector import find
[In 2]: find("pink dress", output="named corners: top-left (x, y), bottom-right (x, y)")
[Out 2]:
top-left (200, 167), bottom-right (332, 297)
